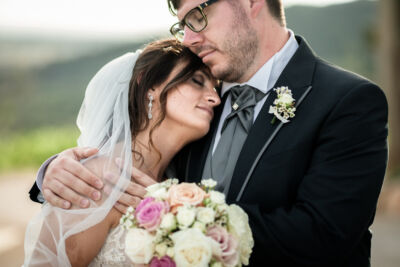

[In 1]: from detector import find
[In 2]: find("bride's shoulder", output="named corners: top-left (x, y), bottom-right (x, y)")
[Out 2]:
top-left (82, 154), bottom-right (120, 180)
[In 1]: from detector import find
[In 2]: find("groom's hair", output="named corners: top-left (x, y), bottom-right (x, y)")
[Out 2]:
top-left (168, 0), bottom-right (285, 26)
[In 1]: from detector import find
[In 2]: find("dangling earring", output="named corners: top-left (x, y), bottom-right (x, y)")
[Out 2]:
top-left (148, 93), bottom-right (154, 119)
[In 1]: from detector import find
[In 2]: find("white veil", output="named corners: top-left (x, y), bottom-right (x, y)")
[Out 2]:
top-left (24, 51), bottom-right (141, 266)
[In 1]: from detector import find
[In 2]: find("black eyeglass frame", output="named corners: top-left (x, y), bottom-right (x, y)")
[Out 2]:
top-left (170, 0), bottom-right (219, 39)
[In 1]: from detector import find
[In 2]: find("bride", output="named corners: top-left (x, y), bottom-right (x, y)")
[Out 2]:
top-left (24, 38), bottom-right (220, 266)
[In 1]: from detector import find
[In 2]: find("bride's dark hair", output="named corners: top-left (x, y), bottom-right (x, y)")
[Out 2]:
top-left (128, 38), bottom-right (215, 168)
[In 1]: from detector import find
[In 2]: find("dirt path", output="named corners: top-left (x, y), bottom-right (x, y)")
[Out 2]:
top-left (0, 171), bottom-right (399, 266)
top-left (0, 170), bottom-right (41, 267)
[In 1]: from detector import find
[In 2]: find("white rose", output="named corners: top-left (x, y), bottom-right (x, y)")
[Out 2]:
top-left (125, 228), bottom-right (155, 264)
top-left (227, 205), bottom-right (254, 266)
top-left (160, 213), bottom-right (177, 231)
top-left (201, 179), bottom-right (217, 188)
top-left (196, 207), bottom-right (215, 224)
top-left (209, 191), bottom-right (226, 205)
top-left (177, 206), bottom-right (196, 229)
top-left (171, 228), bottom-right (219, 267)
top-left (279, 93), bottom-right (294, 104)
top-left (146, 183), bottom-right (168, 199)
top-left (216, 203), bottom-right (229, 213)
top-left (192, 221), bottom-right (206, 232)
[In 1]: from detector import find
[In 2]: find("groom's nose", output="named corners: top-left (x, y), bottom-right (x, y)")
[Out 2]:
top-left (182, 27), bottom-right (203, 49)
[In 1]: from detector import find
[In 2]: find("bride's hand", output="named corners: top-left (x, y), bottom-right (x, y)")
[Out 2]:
top-left (107, 166), bottom-right (156, 214)
top-left (42, 147), bottom-right (103, 209)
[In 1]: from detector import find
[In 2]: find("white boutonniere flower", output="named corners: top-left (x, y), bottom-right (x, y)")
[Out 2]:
top-left (269, 86), bottom-right (296, 124)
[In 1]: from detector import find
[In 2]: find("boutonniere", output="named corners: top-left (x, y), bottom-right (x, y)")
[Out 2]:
top-left (268, 86), bottom-right (296, 124)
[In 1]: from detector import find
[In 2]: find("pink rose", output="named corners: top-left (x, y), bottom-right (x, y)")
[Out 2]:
top-left (207, 226), bottom-right (239, 267)
top-left (168, 183), bottom-right (207, 210)
top-left (136, 197), bottom-right (169, 231)
top-left (150, 256), bottom-right (176, 267)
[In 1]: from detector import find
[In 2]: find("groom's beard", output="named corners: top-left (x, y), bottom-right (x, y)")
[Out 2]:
top-left (195, 6), bottom-right (258, 83)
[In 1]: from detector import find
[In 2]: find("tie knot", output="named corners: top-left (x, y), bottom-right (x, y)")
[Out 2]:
top-left (230, 85), bottom-right (263, 111)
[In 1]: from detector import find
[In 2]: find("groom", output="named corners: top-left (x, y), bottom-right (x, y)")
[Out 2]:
top-left (30, 0), bottom-right (388, 266)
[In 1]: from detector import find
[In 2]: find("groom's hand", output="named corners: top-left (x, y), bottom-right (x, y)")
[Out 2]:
top-left (42, 147), bottom-right (103, 209)
top-left (107, 165), bottom-right (156, 214)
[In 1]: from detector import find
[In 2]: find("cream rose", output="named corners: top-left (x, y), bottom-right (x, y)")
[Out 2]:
top-left (168, 183), bottom-right (207, 209)
top-left (200, 179), bottom-right (217, 188)
top-left (176, 206), bottom-right (196, 229)
top-left (170, 228), bottom-right (220, 267)
top-left (125, 228), bottom-right (155, 264)
top-left (192, 221), bottom-right (206, 232)
top-left (196, 207), bottom-right (215, 224)
top-left (160, 213), bottom-right (177, 232)
top-left (146, 183), bottom-right (169, 200)
top-left (227, 205), bottom-right (254, 266)
top-left (280, 93), bottom-right (294, 104)
top-left (209, 191), bottom-right (226, 205)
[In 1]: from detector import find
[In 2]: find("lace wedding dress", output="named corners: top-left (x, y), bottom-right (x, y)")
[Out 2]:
top-left (89, 224), bottom-right (131, 266)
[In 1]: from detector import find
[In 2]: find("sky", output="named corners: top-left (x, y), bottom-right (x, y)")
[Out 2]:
top-left (0, 0), bottom-right (357, 38)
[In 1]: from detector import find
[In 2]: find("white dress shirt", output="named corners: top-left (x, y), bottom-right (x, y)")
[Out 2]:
top-left (212, 30), bottom-right (299, 154)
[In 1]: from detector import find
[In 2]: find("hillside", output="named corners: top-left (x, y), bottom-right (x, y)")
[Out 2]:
top-left (0, 0), bottom-right (379, 134)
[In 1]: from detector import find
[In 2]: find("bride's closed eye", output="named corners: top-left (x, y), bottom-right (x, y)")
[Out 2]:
top-left (191, 74), bottom-right (205, 87)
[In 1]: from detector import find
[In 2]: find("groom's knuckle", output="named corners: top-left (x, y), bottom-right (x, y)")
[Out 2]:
top-left (71, 194), bottom-right (81, 204)
top-left (58, 156), bottom-right (69, 166)
top-left (55, 183), bottom-right (66, 196)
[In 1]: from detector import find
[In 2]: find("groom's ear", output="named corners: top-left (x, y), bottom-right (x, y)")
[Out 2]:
top-left (248, 0), bottom-right (264, 18)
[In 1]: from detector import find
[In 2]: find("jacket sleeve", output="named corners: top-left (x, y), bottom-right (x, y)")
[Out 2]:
top-left (29, 154), bottom-right (58, 203)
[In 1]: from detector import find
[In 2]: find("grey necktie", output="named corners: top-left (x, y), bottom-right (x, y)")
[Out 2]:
top-left (208, 85), bottom-right (265, 193)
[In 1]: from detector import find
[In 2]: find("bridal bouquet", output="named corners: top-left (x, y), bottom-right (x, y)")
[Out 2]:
top-left (120, 178), bottom-right (254, 267)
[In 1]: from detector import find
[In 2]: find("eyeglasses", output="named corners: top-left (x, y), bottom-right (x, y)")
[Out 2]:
top-left (170, 0), bottom-right (219, 42)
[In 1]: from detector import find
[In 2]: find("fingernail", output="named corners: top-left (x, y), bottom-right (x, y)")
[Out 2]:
top-left (63, 201), bottom-right (71, 209)
top-left (95, 180), bottom-right (103, 189)
top-left (80, 199), bottom-right (89, 208)
top-left (92, 191), bottom-right (101, 201)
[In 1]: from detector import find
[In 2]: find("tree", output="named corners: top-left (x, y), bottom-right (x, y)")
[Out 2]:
top-left (380, 0), bottom-right (400, 176)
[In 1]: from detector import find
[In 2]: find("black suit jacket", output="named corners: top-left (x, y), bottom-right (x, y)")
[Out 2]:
top-left (174, 36), bottom-right (388, 267)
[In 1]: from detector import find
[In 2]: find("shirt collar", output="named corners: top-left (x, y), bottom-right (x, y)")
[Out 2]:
top-left (221, 29), bottom-right (298, 97)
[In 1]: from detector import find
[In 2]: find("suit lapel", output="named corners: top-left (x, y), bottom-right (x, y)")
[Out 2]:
top-left (227, 36), bottom-right (317, 201)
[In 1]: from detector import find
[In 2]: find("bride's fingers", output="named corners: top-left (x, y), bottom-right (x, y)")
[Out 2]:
top-left (117, 193), bottom-right (141, 209)
top-left (131, 167), bottom-right (156, 187)
top-left (114, 202), bottom-right (128, 214)
top-left (124, 181), bottom-right (147, 199)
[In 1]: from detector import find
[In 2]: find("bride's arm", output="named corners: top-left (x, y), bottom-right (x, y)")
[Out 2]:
top-left (65, 156), bottom-right (122, 267)
top-left (65, 208), bottom-right (120, 267)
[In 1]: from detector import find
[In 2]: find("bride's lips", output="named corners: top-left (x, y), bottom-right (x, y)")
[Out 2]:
top-left (197, 105), bottom-right (214, 119)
